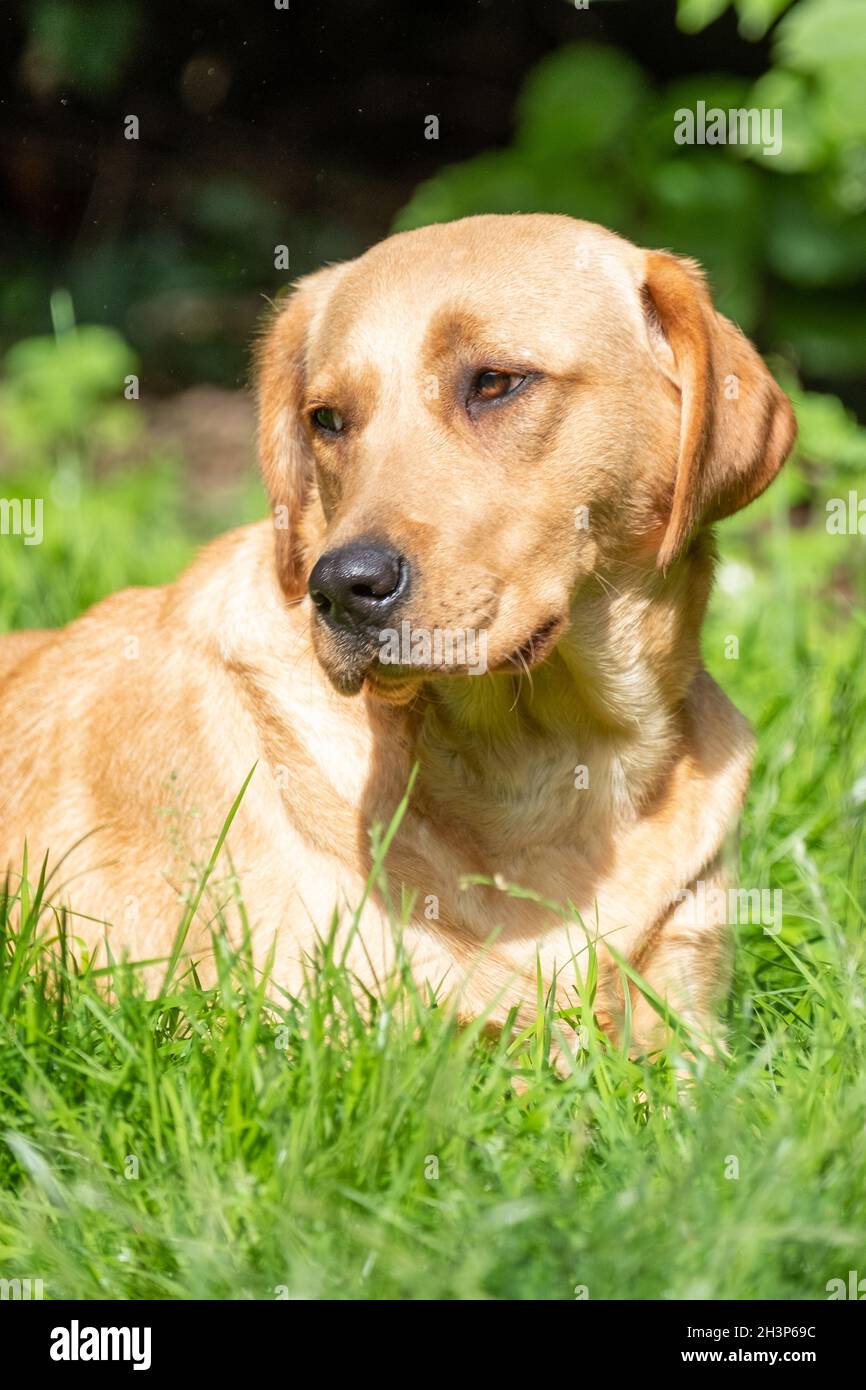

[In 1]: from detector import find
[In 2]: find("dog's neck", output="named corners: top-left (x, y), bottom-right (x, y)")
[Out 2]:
top-left (409, 560), bottom-right (710, 855)
top-left (237, 527), bottom-right (715, 867)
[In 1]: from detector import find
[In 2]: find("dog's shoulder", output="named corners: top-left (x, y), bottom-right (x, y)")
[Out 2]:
top-left (683, 669), bottom-right (755, 781)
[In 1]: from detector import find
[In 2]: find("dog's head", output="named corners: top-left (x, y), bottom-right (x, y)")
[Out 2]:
top-left (256, 214), bottom-right (795, 697)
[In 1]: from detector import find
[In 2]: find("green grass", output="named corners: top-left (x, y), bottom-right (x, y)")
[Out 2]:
top-left (1, 442), bottom-right (865, 1300)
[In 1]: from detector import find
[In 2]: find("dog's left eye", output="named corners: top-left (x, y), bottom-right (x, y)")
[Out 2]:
top-left (311, 406), bottom-right (344, 434)
top-left (469, 370), bottom-right (525, 404)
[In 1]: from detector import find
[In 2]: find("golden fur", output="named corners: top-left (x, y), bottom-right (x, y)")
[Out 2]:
top-left (0, 214), bottom-right (796, 1054)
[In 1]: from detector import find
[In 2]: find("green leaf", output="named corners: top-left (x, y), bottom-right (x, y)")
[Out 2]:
top-left (677, 0), bottom-right (730, 33)
top-left (516, 43), bottom-right (648, 159)
top-left (775, 0), bottom-right (866, 71)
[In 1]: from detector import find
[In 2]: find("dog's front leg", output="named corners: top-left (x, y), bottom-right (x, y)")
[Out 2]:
top-left (617, 848), bottom-right (737, 1061)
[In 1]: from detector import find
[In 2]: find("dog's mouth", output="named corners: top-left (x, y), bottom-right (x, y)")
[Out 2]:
top-left (362, 613), bottom-right (565, 691)
top-left (495, 614), bottom-right (565, 672)
top-left (318, 612), bottom-right (565, 698)
top-left (362, 647), bottom-right (486, 698)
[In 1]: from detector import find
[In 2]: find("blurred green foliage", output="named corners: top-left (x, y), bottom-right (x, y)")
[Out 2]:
top-left (0, 294), bottom-right (192, 631)
top-left (684, 0), bottom-right (866, 161)
top-left (0, 296), bottom-right (140, 466)
top-left (24, 0), bottom-right (142, 94)
top-left (0, 461), bottom-right (193, 632)
top-left (397, 0), bottom-right (866, 381)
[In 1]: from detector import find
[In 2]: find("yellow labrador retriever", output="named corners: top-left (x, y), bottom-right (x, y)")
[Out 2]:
top-left (0, 214), bottom-right (795, 1054)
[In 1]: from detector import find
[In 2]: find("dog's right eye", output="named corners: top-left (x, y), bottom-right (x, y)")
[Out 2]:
top-left (466, 369), bottom-right (528, 410)
top-left (311, 406), bottom-right (344, 434)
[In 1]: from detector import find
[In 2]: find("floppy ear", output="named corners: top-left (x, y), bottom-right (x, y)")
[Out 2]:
top-left (642, 251), bottom-right (797, 570)
top-left (255, 265), bottom-right (342, 597)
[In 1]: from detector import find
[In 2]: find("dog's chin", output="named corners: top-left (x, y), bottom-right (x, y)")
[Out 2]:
top-left (313, 643), bottom-right (421, 702)
top-left (315, 660), bottom-right (419, 704)
top-left (325, 665), bottom-right (366, 697)
top-left (311, 628), bottom-right (374, 697)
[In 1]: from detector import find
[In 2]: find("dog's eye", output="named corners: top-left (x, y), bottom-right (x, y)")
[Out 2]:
top-left (469, 370), bottom-right (524, 404)
top-left (311, 406), bottom-right (344, 433)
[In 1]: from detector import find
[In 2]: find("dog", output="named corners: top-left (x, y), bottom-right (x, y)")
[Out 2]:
top-left (0, 214), bottom-right (795, 1055)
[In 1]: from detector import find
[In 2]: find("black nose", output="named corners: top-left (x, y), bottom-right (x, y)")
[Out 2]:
top-left (308, 542), bottom-right (408, 628)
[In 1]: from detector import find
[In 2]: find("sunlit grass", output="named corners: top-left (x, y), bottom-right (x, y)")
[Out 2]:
top-left (0, 456), bottom-right (865, 1300)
